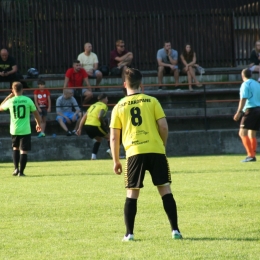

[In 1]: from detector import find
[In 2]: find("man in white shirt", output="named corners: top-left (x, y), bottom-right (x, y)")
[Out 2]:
top-left (78, 42), bottom-right (103, 91)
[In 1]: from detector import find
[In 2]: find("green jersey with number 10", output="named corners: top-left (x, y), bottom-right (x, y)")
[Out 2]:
top-left (1, 95), bottom-right (36, 135)
top-left (110, 93), bottom-right (166, 157)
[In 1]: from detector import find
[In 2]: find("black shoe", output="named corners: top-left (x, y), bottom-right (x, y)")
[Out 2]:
top-left (158, 86), bottom-right (162, 91)
top-left (72, 130), bottom-right (77, 136)
top-left (13, 169), bottom-right (19, 176)
top-left (67, 131), bottom-right (72, 136)
top-left (18, 173), bottom-right (26, 177)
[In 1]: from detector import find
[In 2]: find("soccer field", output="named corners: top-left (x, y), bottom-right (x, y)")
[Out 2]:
top-left (0, 155), bottom-right (259, 260)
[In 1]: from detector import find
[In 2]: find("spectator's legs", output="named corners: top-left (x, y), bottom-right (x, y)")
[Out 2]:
top-left (83, 90), bottom-right (93, 104)
top-left (41, 116), bottom-right (46, 133)
top-left (57, 118), bottom-right (68, 132)
top-left (186, 69), bottom-right (193, 91)
top-left (74, 115), bottom-right (82, 131)
top-left (158, 66), bottom-right (165, 85)
top-left (172, 68), bottom-right (179, 85)
top-left (96, 71), bottom-right (103, 86)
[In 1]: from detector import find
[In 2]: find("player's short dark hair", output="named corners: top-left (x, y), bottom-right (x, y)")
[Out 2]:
top-left (37, 79), bottom-right (45, 85)
top-left (12, 81), bottom-right (23, 92)
top-left (164, 40), bottom-right (171, 45)
top-left (73, 59), bottom-right (80, 64)
top-left (97, 93), bottom-right (107, 100)
top-left (124, 68), bottom-right (142, 90)
top-left (242, 68), bottom-right (252, 79)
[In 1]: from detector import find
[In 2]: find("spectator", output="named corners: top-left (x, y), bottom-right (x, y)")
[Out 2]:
top-left (0, 49), bottom-right (18, 83)
top-left (77, 93), bottom-right (111, 160)
top-left (77, 42), bottom-right (103, 91)
top-left (0, 82), bottom-right (41, 177)
top-left (249, 40), bottom-right (260, 82)
top-left (33, 79), bottom-right (51, 137)
top-left (56, 89), bottom-right (82, 136)
top-left (110, 68), bottom-right (182, 241)
top-left (180, 44), bottom-right (203, 91)
top-left (157, 41), bottom-right (179, 90)
top-left (110, 39), bottom-right (133, 81)
top-left (63, 60), bottom-right (93, 104)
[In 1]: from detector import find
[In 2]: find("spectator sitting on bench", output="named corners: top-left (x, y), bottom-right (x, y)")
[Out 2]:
top-left (0, 49), bottom-right (19, 84)
top-left (63, 59), bottom-right (93, 104)
top-left (77, 42), bottom-right (103, 92)
top-left (180, 43), bottom-right (203, 91)
top-left (56, 89), bottom-right (82, 136)
top-left (157, 41), bottom-right (179, 90)
top-left (249, 40), bottom-right (260, 82)
top-left (110, 39), bottom-right (133, 82)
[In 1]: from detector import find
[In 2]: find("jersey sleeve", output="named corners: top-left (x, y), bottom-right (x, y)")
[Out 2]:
top-left (65, 68), bottom-right (72, 78)
top-left (240, 82), bottom-right (249, 99)
top-left (29, 98), bottom-right (37, 112)
top-left (154, 98), bottom-right (166, 120)
top-left (110, 105), bottom-right (122, 129)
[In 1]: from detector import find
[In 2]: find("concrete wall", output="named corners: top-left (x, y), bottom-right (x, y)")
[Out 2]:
top-left (0, 129), bottom-right (247, 162)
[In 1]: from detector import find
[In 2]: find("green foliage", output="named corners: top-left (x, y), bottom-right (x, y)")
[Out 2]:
top-left (0, 155), bottom-right (259, 259)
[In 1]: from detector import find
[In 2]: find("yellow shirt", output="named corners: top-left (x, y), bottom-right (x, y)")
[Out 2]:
top-left (110, 93), bottom-right (166, 157)
top-left (77, 52), bottom-right (98, 71)
top-left (85, 101), bottom-right (108, 126)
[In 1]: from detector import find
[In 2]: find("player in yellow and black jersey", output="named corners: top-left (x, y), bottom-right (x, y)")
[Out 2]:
top-left (110, 68), bottom-right (182, 241)
top-left (77, 93), bottom-right (111, 160)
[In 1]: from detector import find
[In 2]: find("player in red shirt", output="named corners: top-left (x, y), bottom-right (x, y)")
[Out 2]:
top-left (33, 79), bottom-right (51, 137)
top-left (64, 60), bottom-right (93, 104)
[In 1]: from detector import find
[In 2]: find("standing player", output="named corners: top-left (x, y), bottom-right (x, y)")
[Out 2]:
top-left (233, 68), bottom-right (260, 162)
top-left (77, 93), bottom-right (111, 160)
top-left (109, 68), bottom-right (182, 241)
top-left (0, 82), bottom-right (41, 176)
top-left (34, 79), bottom-right (51, 137)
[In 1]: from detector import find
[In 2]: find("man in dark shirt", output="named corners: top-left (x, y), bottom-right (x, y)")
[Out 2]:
top-left (109, 40), bottom-right (133, 81)
top-left (0, 49), bottom-right (18, 83)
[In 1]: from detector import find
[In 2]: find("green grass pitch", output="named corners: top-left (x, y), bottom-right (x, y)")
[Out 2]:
top-left (0, 155), bottom-right (259, 259)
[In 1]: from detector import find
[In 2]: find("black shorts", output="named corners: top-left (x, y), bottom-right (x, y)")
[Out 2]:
top-left (84, 125), bottom-right (108, 139)
top-left (240, 107), bottom-right (260, 131)
top-left (125, 153), bottom-right (171, 189)
top-left (39, 107), bottom-right (47, 117)
top-left (11, 134), bottom-right (31, 151)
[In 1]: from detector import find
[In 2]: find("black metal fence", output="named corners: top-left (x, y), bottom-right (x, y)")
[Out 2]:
top-left (0, 0), bottom-right (259, 74)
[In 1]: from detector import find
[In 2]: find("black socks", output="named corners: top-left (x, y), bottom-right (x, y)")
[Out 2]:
top-left (124, 197), bottom-right (137, 236)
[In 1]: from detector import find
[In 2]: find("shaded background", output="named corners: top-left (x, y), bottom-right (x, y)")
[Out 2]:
top-left (0, 0), bottom-right (259, 74)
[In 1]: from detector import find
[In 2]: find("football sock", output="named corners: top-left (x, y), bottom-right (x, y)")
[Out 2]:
top-left (124, 197), bottom-right (137, 236)
top-left (13, 150), bottom-right (20, 169)
top-left (92, 142), bottom-right (101, 154)
top-left (162, 193), bottom-right (180, 232)
top-left (20, 154), bottom-right (28, 174)
top-left (249, 137), bottom-right (257, 157)
top-left (241, 136), bottom-right (254, 157)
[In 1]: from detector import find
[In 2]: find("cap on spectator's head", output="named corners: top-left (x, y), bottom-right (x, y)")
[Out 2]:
top-left (97, 93), bottom-right (107, 100)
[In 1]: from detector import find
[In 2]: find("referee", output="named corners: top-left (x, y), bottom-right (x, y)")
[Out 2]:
top-left (234, 68), bottom-right (260, 162)
top-left (110, 68), bottom-right (182, 241)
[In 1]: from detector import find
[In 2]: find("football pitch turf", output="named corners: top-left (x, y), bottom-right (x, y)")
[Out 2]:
top-left (0, 155), bottom-right (259, 260)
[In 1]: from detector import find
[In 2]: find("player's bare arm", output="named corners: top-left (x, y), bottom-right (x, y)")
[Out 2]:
top-left (33, 110), bottom-right (42, 132)
top-left (0, 93), bottom-right (14, 107)
top-left (234, 98), bottom-right (246, 121)
top-left (110, 128), bottom-right (122, 174)
top-left (157, 117), bottom-right (168, 146)
top-left (77, 112), bottom-right (87, 136)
